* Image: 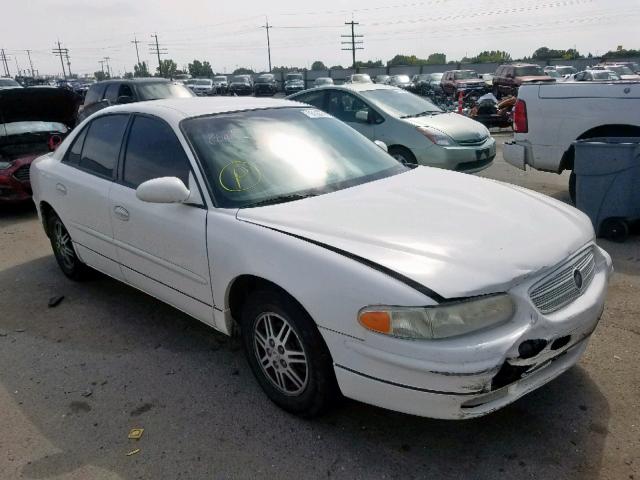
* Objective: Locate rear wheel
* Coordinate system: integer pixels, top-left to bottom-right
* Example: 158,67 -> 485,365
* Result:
389,146 -> 418,167
600,218 -> 629,242
47,213 -> 91,280
241,289 -> 339,417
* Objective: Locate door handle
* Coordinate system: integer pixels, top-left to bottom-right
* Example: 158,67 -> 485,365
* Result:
113,206 -> 130,221
55,183 -> 67,195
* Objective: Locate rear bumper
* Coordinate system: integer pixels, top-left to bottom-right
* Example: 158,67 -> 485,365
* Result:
0,171 -> 31,203
504,140 -> 532,170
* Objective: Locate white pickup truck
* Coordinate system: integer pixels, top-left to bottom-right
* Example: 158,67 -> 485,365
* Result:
503,81 -> 640,200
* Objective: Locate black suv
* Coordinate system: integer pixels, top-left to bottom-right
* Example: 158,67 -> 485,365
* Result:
78,78 -> 193,122
254,73 -> 277,96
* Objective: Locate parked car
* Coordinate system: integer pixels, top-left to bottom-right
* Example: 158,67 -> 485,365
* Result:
592,64 -> 640,80
441,70 -> 486,96
480,73 -> 494,87
229,75 -> 254,96
212,75 -> 229,94
389,75 -> 412,89
428,73 -> 444,92
599,61 -> 640,74
254,73 -> 278,96
503,81 -> 640,202
546,65 -> 577,77
410,74 -> 432,94
0,78 -> 23,90
313,77 -> 334,87
289,84 -> 496,172
347,74 -> 373,84
284,73 -> 305,95
0,87 -> 77,203
573,70 -> 621,81
191,79 -> 215,96
31,96 -> 612,419
374,75 -> 391,84
493,64 -> 555,97
79,78 -> 194,122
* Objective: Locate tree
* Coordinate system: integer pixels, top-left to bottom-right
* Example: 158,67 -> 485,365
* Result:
311,61 -> 327,71
157,59 -> 178,78
123,72 -> 134,79
134,61 -> 150,78
188,59 -> 214,77
532,47 -> 583,60
427,53 -> 446,64
271,66 -> 304,73
387,54 -> 429,66
329,65 -> 344,70
602,47 -> 640,59
94,71 -> 109,81
354,59 -> 384,68
233,67 -> 255,75
462,50 -> 512,63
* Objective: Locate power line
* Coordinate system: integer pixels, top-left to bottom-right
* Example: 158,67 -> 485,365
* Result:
341,20 -> 363,69
261,17 -> 272,72
52,41 -> 68,79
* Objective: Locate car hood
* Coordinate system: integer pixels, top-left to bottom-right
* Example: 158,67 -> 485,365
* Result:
237,167 -> 593,299
0,87 -> 77,127
401,112 -> 489,143
518,76 -> 555,83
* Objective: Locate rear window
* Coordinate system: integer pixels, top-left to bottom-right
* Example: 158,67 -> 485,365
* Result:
84,83 -> 106,105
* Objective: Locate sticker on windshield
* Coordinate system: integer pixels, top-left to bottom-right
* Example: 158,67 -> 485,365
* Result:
219,161 -> 262,192
300,109 -> 331,119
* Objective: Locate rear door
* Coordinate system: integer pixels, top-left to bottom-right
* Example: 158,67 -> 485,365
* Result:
108,114 -> 214,324
54,114 -> 130,279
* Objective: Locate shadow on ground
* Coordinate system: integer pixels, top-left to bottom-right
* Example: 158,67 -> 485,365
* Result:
0,256 -> 611,480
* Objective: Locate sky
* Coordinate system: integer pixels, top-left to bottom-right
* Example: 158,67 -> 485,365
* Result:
2,0 -> 639,77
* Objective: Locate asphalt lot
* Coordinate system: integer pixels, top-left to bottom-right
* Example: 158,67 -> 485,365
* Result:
0,133 -> 638,480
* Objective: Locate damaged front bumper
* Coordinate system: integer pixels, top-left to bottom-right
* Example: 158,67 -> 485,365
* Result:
324,244 -> 612,419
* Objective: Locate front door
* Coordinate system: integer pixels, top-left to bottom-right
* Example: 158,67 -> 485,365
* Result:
326,90 -> 377,139
108,114 -> 214,324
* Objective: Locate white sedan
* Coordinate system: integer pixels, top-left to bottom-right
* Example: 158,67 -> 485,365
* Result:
31,97 -> 612,419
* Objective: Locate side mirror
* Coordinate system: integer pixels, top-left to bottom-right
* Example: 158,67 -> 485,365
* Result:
374,140 -> 388,152
136,177 -> 190,204
117,95 -> 134,104
355,109 -> 370,123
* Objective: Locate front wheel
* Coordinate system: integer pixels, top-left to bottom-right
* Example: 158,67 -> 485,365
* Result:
241,289 -> 338,417
389,146 -> 418,167
47,213 -> 91,280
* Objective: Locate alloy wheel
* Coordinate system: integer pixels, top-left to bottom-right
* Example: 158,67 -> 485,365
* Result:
54,220 -> 75,270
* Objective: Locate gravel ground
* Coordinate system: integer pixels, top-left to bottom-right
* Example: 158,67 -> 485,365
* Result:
0,133 -> 638,480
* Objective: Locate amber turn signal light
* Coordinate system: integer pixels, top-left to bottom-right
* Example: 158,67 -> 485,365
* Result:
359,311 -> 391,334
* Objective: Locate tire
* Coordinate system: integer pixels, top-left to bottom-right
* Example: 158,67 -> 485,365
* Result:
600,218 -> 629,242
569,171 -> 577,205
47,213 -> 91,280
388,146 -> 418,167
241,288 -> 339,417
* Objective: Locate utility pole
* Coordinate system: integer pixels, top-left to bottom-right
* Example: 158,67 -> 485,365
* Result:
25,50 -> 35,77
131,36 -> 141,65
0,49 -> 10,77
99,59 -> 106,77
65,50 -> 72,77
149,34 -> 167,77
341,20 -> 363,70
52,41 -> 68,79
103,57 -> 111,77
261,18 -> 272,72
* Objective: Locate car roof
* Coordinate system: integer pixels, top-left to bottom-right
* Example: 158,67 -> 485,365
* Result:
94,78 -> 170,85
101,97 -> 307,121
307,83 -> 399,93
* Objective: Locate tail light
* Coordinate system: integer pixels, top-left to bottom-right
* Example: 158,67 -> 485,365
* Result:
513,99 -> 528,133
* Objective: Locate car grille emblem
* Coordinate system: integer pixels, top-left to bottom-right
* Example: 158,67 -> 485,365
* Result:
573,269 -> 583,290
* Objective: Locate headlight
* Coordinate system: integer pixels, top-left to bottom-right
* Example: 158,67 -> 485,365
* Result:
0,160 -> 13,170
416,126 -> 455,146
358,294 -> 515,340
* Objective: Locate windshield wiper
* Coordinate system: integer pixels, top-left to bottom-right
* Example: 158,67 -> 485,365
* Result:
400,110 -> 440,118
242,193 -> 317,208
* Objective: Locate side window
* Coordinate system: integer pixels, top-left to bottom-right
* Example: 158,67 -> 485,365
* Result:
104,83 -> 120,104
63,127 -> 88,165
295,90 -> 326,110
84,84 -> 106,105
79,115 -> 129,179
119,84 -> 134,100
122,115 -> 191,188
327,91 -> 371,123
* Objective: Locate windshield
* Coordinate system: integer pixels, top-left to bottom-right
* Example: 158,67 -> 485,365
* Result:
393,75 -> 410,83
286,74 -> 303,81
232,75 -> 250,82
430,73 -> 443,81
1,121 -> 68,137
376,76 -> 389,81
352,74 -> 372,83
608,66 -> 634,76
257,75 -> 274,81
555,67 -> 576,75
547,70 -> 561,78
213,76 -> 227,82
181,107 -> 406,208
136,82 -> 194,100
593,71 -> 620,80
454,70 -> 477,80
0,79 -> 21,87
194,79 -> 212,85
360,88 -> 442,118
515,65 -> 545,76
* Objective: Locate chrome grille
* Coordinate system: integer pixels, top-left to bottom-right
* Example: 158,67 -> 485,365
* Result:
457,137 -> 488,146
529,247 -> 596,314
13,165 -> 30,183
